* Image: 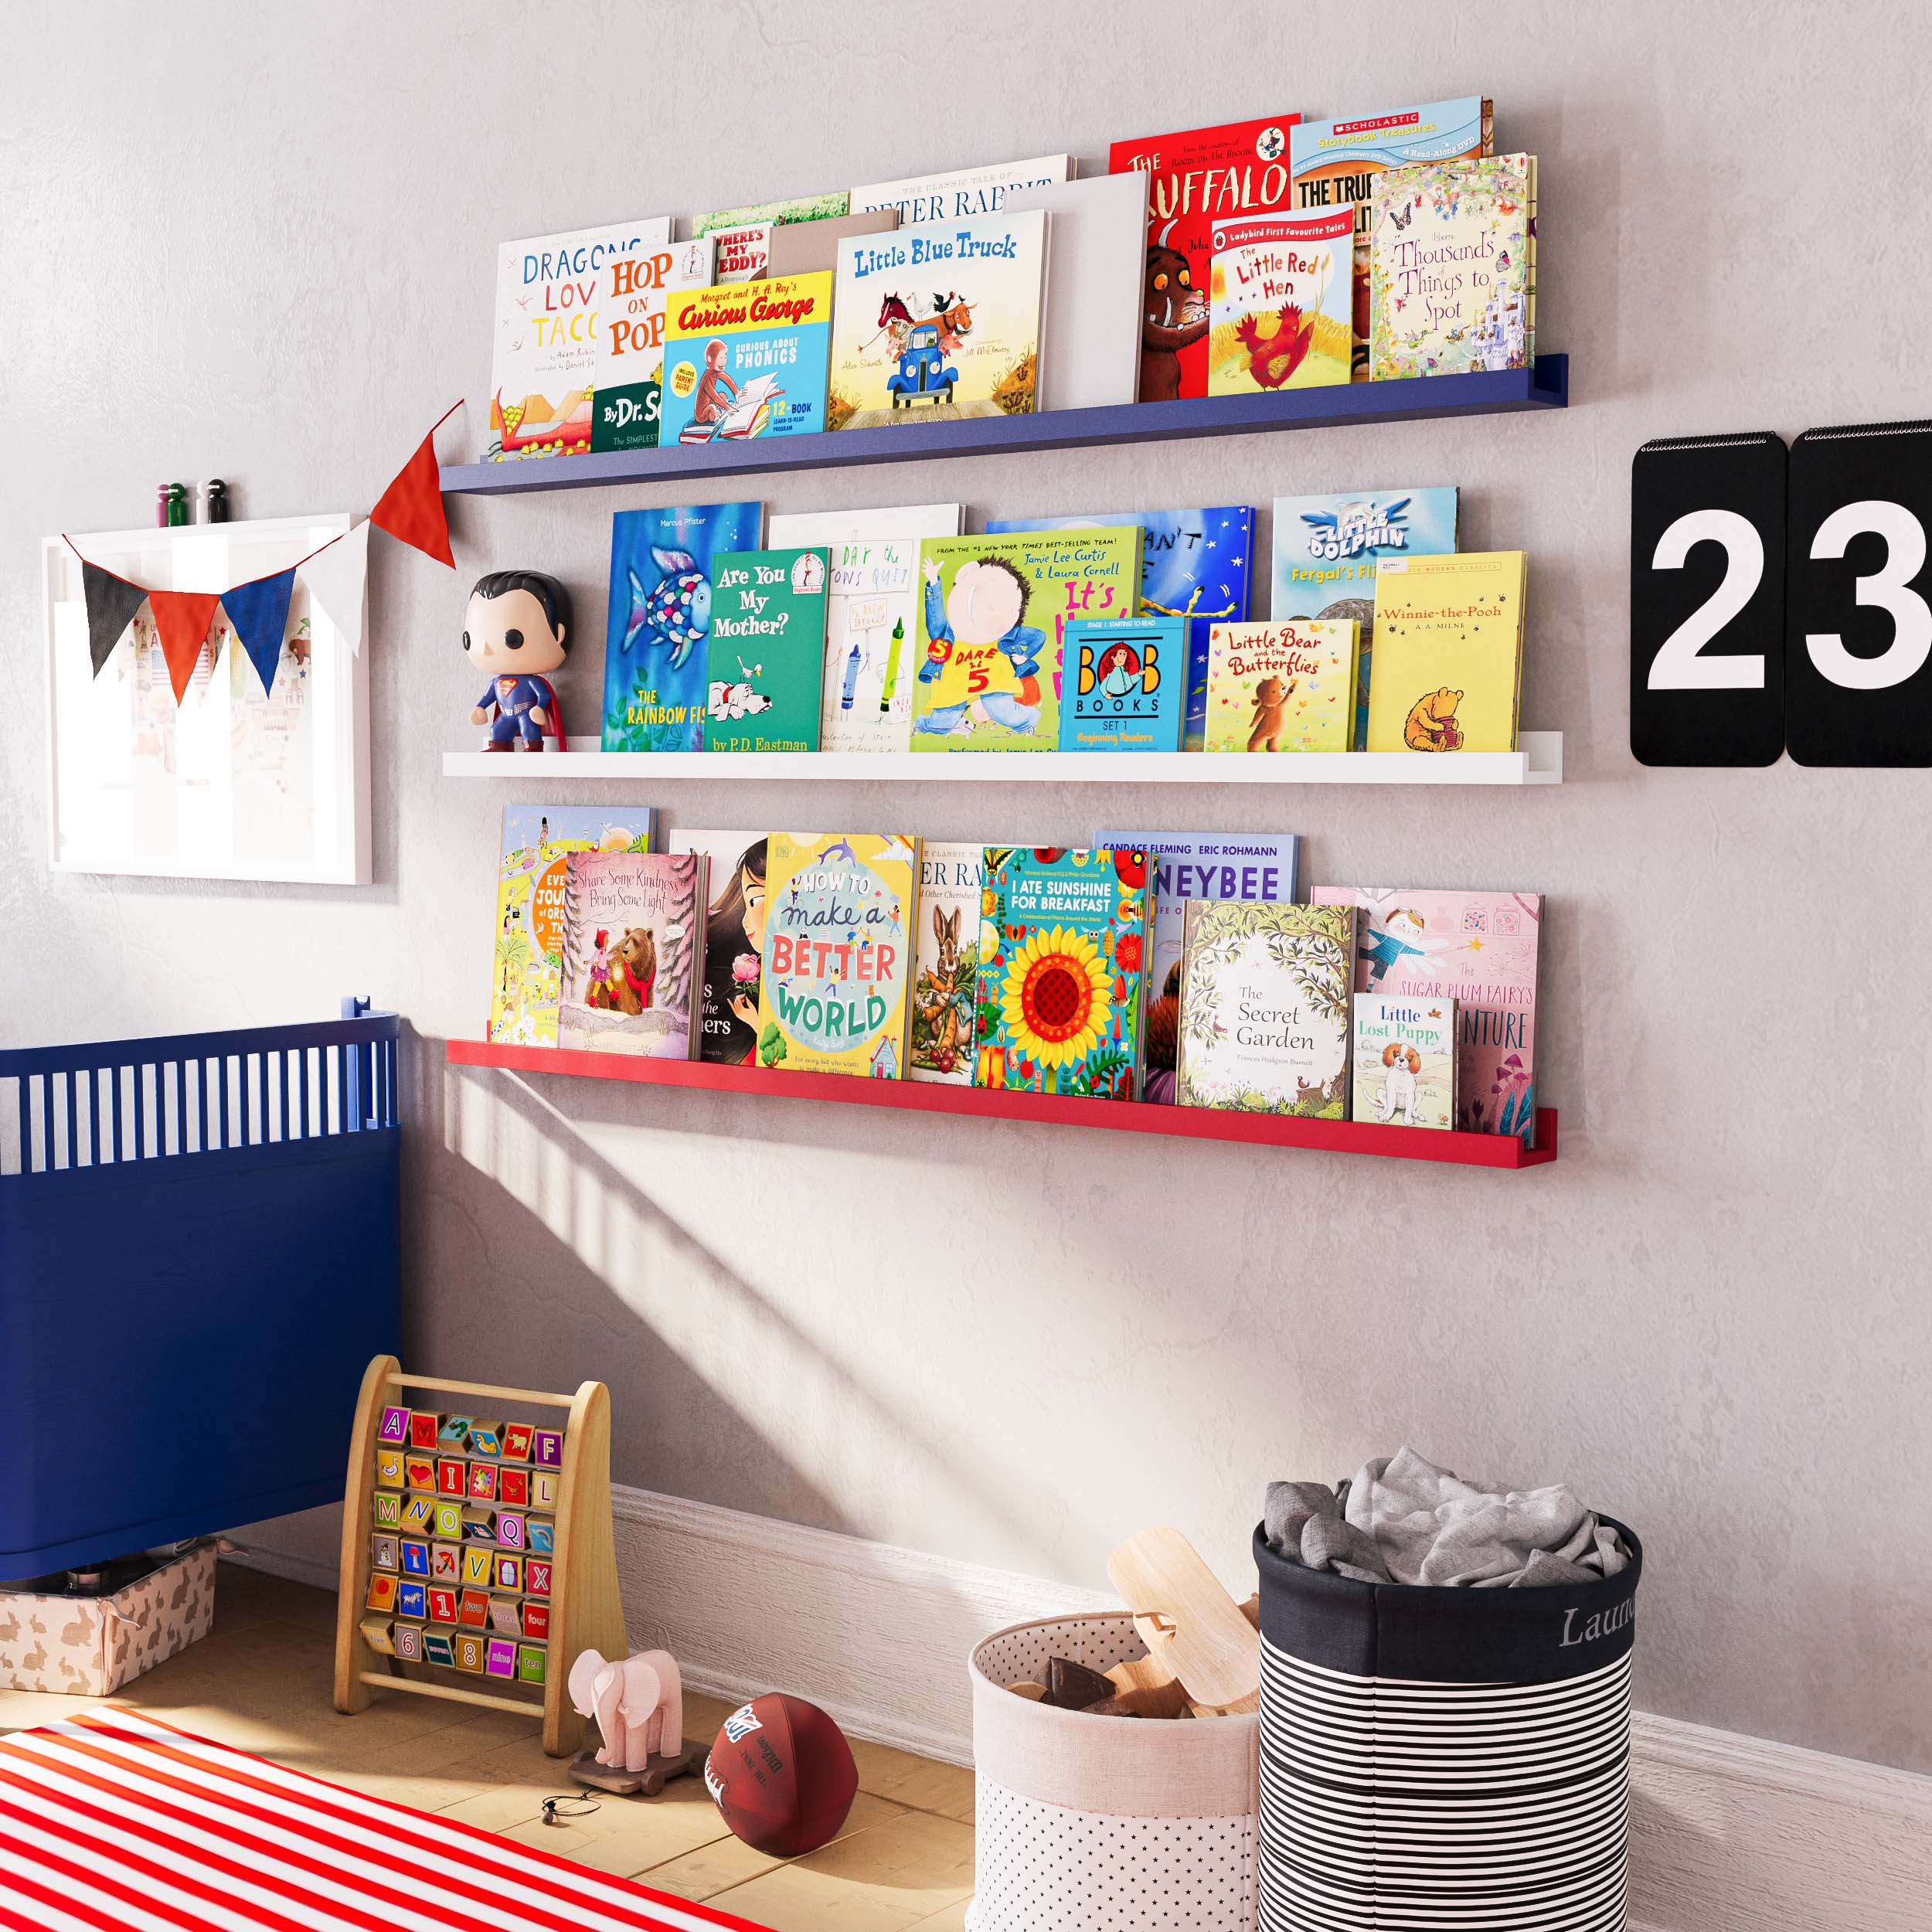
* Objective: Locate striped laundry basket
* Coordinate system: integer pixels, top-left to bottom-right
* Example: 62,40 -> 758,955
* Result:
1253,1521 -> 1641,1932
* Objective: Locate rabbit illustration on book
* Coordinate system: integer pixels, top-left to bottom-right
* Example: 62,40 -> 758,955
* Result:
913,906 -> 968,1069
1375,1041 -> 1423,1124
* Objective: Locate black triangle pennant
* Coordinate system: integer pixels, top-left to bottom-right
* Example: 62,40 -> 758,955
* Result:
80,560 -> 150,676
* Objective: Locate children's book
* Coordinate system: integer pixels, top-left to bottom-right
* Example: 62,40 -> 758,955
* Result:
909,841 -> 982,1085
1271,488 -> 1458,747
704,224 -> 773,284
910,528 -> 1141,753
1094,832 -> 1298,1105
1005,172 -> 1148,411
702,548 -> 830,753
1352,992 -> 1456,1130
1369,154 -> 1533,379
1311,886 -> 1541,1143
696,192 -> 852,233
589,236 -> 717,454
757,832 -> 920,1078
1207,209 -> 1354,395
1289,97 -> 1492,379
851,155 -> 1070,225
1175,901 -> 1353,1117
975,846 -> 1148,1100
658,274 -> 833,444
828,210 -> 1048,429
765,209 -> 900,279
669,830 -> 769,1066
556,850 -> 706,1059
1106,116 -> 1301,402
694,194 -> 851,281
1058,616 -> 1185,752
987,509 -> 1254,750
488,807 -> 657,1046
1366,550 -> 1526,754
601,501 -> 765,752
488,219 -> 672,461
1202,618 -> 1359,752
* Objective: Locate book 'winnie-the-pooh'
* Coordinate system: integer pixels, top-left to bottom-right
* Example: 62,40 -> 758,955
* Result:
1366,550 -> 1525,753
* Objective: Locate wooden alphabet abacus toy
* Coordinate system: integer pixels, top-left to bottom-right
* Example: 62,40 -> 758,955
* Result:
332,1355 -> 624,1754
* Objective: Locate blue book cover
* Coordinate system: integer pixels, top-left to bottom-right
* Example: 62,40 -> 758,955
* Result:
601,501 -> 764,751
1270,488 -> 1458,749
986,508 -> 1253,750
1058,615 -> 1186,753
1092,830 -> 1299,1104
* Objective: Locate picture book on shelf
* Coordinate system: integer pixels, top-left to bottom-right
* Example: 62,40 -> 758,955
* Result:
602,501 -> 765,753
1352,992 -> 1456,1130
1106,115 -> 1301,402
1312,886 -> 1541,1143
1290,97 -> 1493,378
1094,831 -> 1298,1105
1175,900 -> 1354,1117
590,236 -> 717,454
705,223 -> 774,284
488,807 -> 657,1047
852,155 -> 1071,225
910,840 -> 983,1085
1207,208 -> 1354,395
910,528 -> 1141,753
658,274 -> 834,444
1202,617 -> 1358,753
702,547 -> 830,753
694,194 -> 852,281
975,845 -> 1148,1100
828,210 -> 1048,429
556,850 -> 706,1059
488,218 -> 671,461
765,208 -> 901,279
1005,171 -> 1148,411
757,832 -> 920,1078
1057,615 -> 1185,753
1271,488 -> 1458,747
988,509 -> 1254,750
1366,550 -> 1526,754
670,830 -> 768,1066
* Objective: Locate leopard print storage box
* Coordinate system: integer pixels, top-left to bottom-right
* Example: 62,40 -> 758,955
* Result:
0,1543 -> 215,1695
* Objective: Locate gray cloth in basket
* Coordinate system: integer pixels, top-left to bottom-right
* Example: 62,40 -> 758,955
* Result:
1264,1447 -> 1631,1588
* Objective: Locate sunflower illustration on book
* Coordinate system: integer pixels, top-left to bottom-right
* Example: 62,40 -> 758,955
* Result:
1000,927 -> 1111,1069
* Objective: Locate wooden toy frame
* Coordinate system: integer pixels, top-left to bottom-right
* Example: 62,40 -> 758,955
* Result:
332,1355 -> 625,1755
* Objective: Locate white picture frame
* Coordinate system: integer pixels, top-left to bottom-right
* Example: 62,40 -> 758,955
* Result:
43,514 -> 371,885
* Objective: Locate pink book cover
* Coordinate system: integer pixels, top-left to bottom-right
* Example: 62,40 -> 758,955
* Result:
1311,886 -> 1542,1145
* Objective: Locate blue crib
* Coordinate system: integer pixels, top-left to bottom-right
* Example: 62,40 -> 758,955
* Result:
0,1000 -> 401,1577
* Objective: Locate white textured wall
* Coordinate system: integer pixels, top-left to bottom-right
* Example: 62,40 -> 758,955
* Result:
5,1 -> 1930,1774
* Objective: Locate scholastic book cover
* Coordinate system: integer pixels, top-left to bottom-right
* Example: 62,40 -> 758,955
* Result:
658,274 -> 834,444
1175,900 -> 1353,1118
1202,618 -> 1359,753
1366,550 -> 1526,754
703,548 -> 830,753
670,830 -> 768,1066
1271,488 -> 1458,747
1094,831 -> 1298,1104
488,807 -> 657,1046
1289,97 -> 1492,378
556,850 -> 706,1059
488,219 -> 671,461
1207,209 -> 1355,394
602,501 -> 765,752
1106,115 -> 1301,402
851,155 -> 1070,225
757,832 -> 920,1078
1057,616 -> 1186,753
910,840 -> 982,1085
590,235 -> 717,454
1352,991 -> 1456,1130
987,508 -> 1254,750
910,528 -> 1141,753
975,846 -> 1148,1100
828,210 -> 1048,428
1312,886 -> 1541,1143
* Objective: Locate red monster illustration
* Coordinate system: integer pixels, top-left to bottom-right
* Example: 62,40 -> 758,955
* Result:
1137,223 -> 1209,403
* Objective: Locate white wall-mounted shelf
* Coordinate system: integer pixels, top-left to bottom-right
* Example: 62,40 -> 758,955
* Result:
440,733 -> 1563,787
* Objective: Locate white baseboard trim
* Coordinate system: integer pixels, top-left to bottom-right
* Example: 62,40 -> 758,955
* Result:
230,1485 -> 1932,1932
223,1542 -> 338,1593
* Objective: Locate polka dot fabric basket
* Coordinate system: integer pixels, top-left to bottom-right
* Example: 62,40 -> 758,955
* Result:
966,1612 -> 1259,1932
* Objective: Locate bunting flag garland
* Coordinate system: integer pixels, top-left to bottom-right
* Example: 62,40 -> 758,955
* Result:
300,521 -> 372,657
147,589 -> 223,703
369,400 -> 461,568
80,560 -> 151,676
220,568 -> 298,694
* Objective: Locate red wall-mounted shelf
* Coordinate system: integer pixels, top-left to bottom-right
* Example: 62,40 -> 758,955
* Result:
446,1039 -> 1558,1172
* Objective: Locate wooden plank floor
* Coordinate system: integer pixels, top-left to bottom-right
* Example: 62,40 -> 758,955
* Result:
0,1563 -> 975,1930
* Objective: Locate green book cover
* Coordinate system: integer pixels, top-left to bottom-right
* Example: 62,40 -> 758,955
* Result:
702,549 -> 830,753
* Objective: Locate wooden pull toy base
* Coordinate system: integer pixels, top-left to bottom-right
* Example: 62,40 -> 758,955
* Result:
569,1742 -> 706,1798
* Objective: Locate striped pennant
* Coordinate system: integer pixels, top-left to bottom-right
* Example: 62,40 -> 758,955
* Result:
0,1710 -> 770,1932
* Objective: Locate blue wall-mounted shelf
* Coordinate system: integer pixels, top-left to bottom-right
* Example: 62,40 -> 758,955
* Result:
440,356 -> 1568,497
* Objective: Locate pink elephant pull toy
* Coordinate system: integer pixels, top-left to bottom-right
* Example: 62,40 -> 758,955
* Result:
566,1647 -> 706,1797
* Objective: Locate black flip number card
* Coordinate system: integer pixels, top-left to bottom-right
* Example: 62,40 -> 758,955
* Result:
1630,432 -> 1787,766
1787,420 -> 1932,767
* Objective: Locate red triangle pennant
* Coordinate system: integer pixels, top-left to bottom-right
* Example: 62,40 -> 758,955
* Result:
147,589 -> 221,703
369,408 -> 457,568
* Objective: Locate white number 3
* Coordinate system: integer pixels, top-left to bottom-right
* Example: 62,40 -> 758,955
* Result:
1806,499 -> 1932,691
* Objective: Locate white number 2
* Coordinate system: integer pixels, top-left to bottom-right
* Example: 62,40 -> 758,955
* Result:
1648,509 -> 1765,690
1806,499 -> 1932,691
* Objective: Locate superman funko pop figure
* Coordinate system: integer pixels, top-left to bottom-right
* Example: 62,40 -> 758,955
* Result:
465,570 -> 572,751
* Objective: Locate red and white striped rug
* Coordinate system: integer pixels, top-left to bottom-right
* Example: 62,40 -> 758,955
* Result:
0,1709 -> 773,1931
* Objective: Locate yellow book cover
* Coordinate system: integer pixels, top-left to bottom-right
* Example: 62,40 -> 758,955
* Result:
757,832 -> 921,1077
1202,617 -> 1358,751
1366,551 -> 1526,753
1206,209 -> 1355,395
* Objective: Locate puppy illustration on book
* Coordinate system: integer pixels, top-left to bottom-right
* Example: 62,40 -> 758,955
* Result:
1248,675 -> 1296,751
587,927 -> 658,1013
1375,1041 -> 1423,1124
1403,686 -> 1464,751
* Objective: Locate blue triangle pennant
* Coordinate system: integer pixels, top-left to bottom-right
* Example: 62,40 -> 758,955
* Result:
222,568 -> 297,695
